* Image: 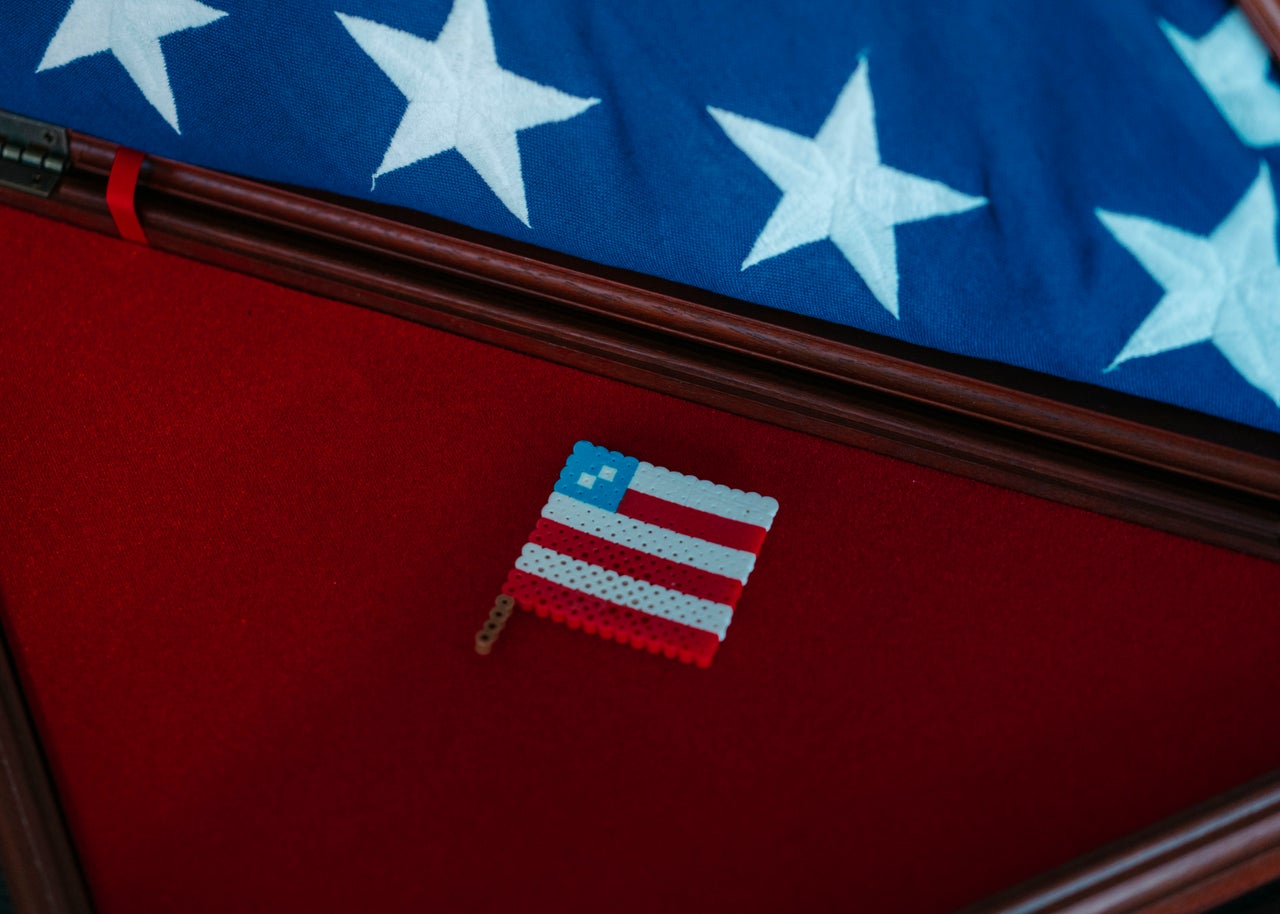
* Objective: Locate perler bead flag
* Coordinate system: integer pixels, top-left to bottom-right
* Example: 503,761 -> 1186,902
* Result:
503,442 -> 778,667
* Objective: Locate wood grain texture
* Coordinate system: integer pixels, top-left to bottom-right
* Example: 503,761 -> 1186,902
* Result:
1209,881 -> 1280,914
959,772 -> 1280,914
1241,0 -> 1280,59
7,132 -> 1273,562
0,613 -> 92,914
1,122 -> 1280,913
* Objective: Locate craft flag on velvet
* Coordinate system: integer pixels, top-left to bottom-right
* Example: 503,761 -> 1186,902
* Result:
6,0 -> 1280,433
503,442 -> 778,667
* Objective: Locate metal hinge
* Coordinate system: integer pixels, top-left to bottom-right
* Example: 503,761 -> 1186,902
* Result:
0,112 -> 68,198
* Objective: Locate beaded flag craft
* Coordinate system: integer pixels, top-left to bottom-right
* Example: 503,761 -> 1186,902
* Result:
499,441 -> 778,667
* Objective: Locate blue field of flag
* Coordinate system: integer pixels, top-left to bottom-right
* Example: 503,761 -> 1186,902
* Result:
3,0 -> 1278,432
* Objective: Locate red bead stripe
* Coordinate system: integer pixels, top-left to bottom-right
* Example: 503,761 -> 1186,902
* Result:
616,489 -> 767,553
503,570 -> 720,667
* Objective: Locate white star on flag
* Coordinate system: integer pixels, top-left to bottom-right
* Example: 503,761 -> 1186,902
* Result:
336,0 -> 600,228
709,58 -> 987,318
37,0 -> 227,134
1098,165 -> 1280,406
1162,9 -> 1280,148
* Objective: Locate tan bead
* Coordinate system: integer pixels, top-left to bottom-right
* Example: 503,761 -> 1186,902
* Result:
475,594 -> 516,655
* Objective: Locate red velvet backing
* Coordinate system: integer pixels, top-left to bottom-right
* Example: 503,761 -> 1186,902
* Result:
2,207 -> 1279,913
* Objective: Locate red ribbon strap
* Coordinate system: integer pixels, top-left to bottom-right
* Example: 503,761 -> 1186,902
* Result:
106,147 -> 149,245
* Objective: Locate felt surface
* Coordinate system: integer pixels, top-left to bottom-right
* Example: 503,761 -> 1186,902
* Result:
1,206 -> 1279,914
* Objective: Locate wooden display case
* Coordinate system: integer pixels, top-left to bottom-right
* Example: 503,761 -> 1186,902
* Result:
2,2 -> 1280,910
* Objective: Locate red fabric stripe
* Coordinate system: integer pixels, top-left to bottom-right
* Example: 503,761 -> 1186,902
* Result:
503,569 -> 721,668
529,519 -> 743,606
106,147 -> 149,246
617,488 -> 767,553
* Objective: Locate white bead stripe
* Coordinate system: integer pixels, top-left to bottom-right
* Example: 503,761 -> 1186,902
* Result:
515,544 -> 734,639
542,493 -> 757,584
630,463 -> 779,530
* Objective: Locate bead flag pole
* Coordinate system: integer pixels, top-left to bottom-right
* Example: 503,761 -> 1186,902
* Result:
474,594 -> 515,655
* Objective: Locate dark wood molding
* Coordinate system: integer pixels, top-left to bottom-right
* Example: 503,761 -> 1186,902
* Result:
5,7 -> 1280,903
3,131 -> 1274,562
960,772 -> 1280,914
0,608 -> 92,914
2,126 -> 1280,912
1241,0 -> 1280,60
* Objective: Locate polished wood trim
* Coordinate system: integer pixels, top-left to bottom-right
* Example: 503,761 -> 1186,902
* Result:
6,132 -> 1271,561
961,772 -> 1280,914
65,136 -> 1280,499
0,611 -> 92,914
1,127 -> 1280,914
1210,881 -> 1280,914
1241,0 -> 1280,60
5,8 -> 1280,902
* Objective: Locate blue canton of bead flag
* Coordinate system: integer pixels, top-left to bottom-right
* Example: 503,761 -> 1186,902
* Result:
3,0 -> 1279,431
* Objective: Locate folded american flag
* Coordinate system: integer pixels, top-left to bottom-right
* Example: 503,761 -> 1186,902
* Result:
503,442 -> 778,667
4,0 -> 1279,432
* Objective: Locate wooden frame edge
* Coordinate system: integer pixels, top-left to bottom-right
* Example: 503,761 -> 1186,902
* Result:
67,137 -> 1280,498
2,127 -> 1280,914
0,614 -> 92,914
960,772 -> 1280,914
1241,0 -> 1280,59
6,132 -> 1271,561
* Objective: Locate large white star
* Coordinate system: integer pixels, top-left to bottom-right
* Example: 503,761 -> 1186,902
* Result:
1162,9 -> 1280,148
37,0 -> 228,134
708,59 -> 986,317
336,0 -> 599,227
1098,165 -> 1280,406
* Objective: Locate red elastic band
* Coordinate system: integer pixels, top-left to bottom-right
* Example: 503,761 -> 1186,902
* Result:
106,147 -> 149,245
